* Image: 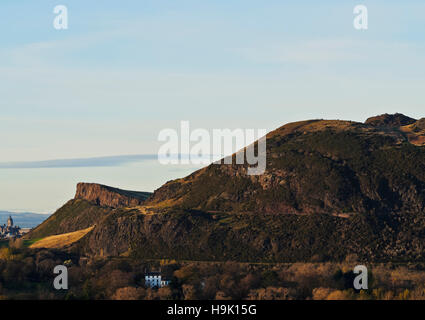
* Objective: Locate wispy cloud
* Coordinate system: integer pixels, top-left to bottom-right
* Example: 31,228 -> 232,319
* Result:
0,154 -> 157,169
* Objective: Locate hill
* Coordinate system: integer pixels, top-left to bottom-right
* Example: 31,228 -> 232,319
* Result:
27,199 -> 112,239
27,114 -> 425,262
146,116 -> 425,215
27,183 -> 152,239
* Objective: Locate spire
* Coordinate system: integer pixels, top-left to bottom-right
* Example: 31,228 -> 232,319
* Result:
7,215 -> 13,227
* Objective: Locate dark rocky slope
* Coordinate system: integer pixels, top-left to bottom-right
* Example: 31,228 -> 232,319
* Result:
76,208 -> 425,262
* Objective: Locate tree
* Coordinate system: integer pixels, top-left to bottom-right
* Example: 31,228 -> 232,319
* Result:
112,287 -> 143,300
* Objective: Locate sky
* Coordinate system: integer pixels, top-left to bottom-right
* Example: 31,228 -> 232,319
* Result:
0,0 -> 425,213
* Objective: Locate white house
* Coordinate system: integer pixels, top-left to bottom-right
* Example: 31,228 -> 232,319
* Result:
145,272 -> 170,288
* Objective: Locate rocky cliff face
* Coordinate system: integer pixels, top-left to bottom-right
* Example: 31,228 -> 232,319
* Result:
75,183 -> 152,208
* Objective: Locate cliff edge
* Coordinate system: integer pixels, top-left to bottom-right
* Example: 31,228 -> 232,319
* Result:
75,183 -> 152,208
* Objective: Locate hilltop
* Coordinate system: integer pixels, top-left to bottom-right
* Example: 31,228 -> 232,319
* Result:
146,114 -> 425,215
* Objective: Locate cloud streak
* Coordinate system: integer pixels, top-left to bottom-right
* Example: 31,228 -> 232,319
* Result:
0,154 -> 157,169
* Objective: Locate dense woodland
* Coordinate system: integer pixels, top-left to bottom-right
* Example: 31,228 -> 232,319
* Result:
0,242 -> 424,300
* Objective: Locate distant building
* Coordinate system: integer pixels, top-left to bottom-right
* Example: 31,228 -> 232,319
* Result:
7,216 -> 13,228
145,271 -> 170,288
0,215 -> 23,239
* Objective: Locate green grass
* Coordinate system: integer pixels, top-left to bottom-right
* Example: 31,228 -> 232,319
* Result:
23,238 -> 43,247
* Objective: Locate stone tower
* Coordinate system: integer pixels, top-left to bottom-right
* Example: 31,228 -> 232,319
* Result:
7,215 -> 13,228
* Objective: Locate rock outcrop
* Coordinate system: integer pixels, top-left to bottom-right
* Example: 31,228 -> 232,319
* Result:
365,113 -> 417,127
75,183 -> 152,208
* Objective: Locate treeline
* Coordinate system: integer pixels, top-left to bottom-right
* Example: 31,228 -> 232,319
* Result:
0,247 -> 425,300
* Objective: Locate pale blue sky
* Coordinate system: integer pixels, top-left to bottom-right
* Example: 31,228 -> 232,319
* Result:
1,1 -> 425,212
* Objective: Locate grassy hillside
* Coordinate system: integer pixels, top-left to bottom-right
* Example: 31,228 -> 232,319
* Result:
30,227 -> 94,249
27,199 -> 112,239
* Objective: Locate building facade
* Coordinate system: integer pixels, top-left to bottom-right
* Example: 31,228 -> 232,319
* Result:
0,216 -> 22,239
144,272 -> 170,288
